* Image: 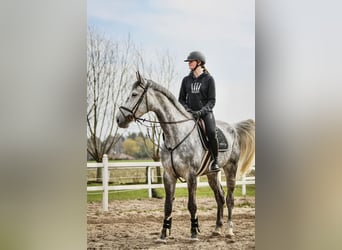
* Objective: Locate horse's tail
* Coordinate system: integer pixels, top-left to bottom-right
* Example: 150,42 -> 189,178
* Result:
234,119 -> 255,178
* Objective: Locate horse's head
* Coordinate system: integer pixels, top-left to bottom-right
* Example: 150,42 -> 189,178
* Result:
116,72 -> 151,128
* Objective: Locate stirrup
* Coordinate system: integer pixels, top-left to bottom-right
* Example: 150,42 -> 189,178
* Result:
209,161 -> 220,172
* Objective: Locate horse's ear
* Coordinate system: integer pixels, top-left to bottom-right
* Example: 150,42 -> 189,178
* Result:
136,71 -> 141,82
136,71 -> 146,86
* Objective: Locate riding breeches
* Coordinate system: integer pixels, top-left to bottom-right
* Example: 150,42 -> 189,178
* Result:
202,112 -> 218,158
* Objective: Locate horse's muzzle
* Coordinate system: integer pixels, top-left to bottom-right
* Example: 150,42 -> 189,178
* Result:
116,114 -> 133,128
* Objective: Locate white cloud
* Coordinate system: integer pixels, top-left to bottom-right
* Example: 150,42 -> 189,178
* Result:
88,0 -> 255,122
88,0 -> 254,48
215,82 -> 255,123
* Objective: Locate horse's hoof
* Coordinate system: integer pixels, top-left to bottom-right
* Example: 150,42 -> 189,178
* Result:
226,235 -> 235,243
155,238 -> 167,244
226,232 -> 235,240
212,229 -> 222,236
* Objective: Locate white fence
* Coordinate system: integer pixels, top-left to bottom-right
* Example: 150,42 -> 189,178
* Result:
87,154 -> 255,211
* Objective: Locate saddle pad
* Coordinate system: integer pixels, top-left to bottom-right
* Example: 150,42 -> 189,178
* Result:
197,123 -> 229,152
216,127 -> 229,151
196,150 -> 212,176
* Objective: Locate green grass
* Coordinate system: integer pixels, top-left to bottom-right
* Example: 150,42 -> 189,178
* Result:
88,189 -> 151,202
87,160 -> 158,185
87,185 -> 255,202
87,160 -> 255,202
88,165 -> 232,185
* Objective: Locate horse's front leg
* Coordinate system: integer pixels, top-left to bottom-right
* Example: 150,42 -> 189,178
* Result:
187,174 -> 200,240
157,171 -> 176,243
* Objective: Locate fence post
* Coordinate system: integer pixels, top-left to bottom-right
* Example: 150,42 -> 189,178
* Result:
102,154 -> 109,212
242,175 -> 246,196
147,166 -> 152,198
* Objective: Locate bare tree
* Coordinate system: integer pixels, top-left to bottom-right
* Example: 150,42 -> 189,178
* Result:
87,26 -> 178,186
135,49 -> 178,187
87,27 -> 134,181
135,49 -> 178,160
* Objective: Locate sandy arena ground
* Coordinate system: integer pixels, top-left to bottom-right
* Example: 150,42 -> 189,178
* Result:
88,197 -> 255,249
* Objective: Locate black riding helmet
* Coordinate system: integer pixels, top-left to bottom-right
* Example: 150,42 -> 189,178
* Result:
184,51 -> 206,64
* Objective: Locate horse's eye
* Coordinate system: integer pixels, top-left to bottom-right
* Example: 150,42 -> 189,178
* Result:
132,92 -> 137,97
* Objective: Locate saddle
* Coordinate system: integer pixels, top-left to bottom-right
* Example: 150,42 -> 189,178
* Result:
197,119 -> 229,152
195,119 -> 229,176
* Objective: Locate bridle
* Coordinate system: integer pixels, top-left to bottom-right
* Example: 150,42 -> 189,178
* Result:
118,78 -> 199,181
119,79 -> 193,124
118,80 -> 151,122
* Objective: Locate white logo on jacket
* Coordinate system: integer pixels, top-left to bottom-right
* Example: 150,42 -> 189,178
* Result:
191,82 -> 201,93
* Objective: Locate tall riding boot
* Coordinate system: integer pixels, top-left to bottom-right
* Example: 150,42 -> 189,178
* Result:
209,136 -> 220,172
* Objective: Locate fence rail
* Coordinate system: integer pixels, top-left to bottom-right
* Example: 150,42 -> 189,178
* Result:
87,154 -> 255,211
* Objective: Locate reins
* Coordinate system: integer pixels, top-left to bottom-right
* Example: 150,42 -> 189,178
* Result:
136,116 -> 193,124
119,78 -> 199,182
119,80 -> 193,125
138,117 -> 199,183
136,113 -> 199,183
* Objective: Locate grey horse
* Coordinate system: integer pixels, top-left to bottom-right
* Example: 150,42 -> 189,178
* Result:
116,72 -> 255,242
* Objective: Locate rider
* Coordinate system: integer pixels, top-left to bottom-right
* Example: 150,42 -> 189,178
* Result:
178,51 -> 220,172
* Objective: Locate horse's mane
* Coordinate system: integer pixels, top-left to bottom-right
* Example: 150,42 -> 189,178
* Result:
150,80 -> 190,117
134,80 -> 189,117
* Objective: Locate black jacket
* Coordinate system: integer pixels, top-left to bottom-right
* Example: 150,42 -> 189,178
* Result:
178,71 -> 216,116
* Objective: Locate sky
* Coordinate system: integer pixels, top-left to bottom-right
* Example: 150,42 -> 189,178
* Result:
87,0 -> 255,125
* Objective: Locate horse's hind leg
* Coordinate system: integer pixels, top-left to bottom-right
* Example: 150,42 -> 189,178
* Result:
224,161 -> 238,237
158,171 -> 176,242
187,174 -> 200,240
207,172 -> 225,236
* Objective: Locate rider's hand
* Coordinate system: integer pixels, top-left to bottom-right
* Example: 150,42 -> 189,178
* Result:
191,110 -> 201,120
